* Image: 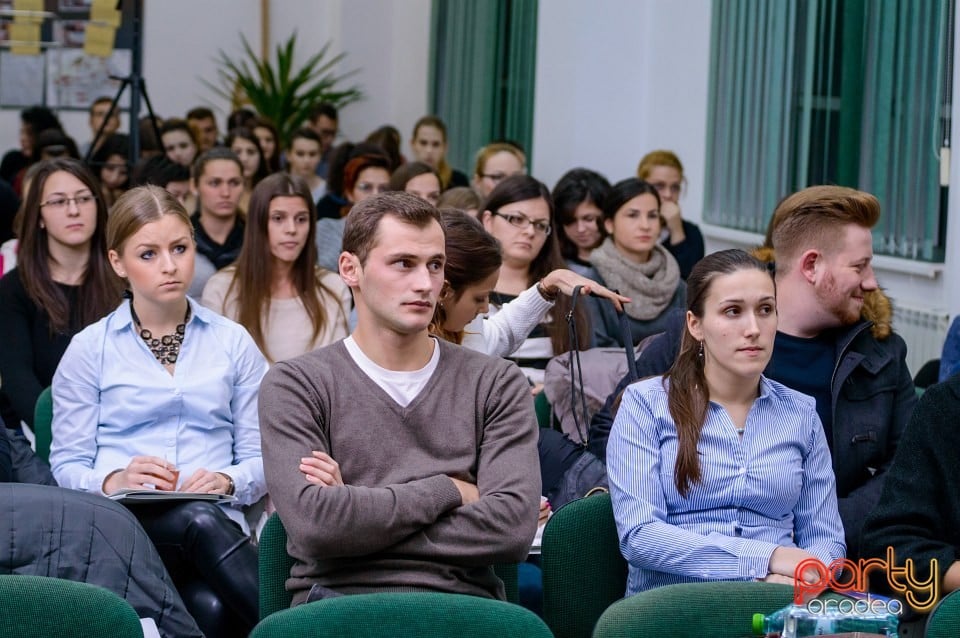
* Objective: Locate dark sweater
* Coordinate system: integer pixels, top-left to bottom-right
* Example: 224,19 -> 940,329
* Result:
861,373 -> 960,588
259,338 -> 541,603
0,268 -> 80,428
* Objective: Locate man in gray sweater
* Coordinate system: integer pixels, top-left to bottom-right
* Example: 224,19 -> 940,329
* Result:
259,192 -> 541,605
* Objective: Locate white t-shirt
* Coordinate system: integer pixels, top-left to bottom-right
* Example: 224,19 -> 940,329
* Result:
342,336 -> 440,407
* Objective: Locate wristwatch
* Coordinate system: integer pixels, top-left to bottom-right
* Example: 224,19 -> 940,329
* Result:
217,472 -> 236,496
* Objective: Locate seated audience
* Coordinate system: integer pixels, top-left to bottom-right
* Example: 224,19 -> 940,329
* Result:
286,127 -> 327,204
187,148 -> 246,297
591,185 -> 916,559
260,192 -> 540,605
587,177 -> 686,347
307,102 -> 339,179
340,153 -> 392,215
609,249 -> 845,595
227,127 -> 269,212
862,370 -> 960,609
203,173 -> 350,363
365,125 -> 404,171
186,106 -> 220,153
0,159 -> 122,430
50,185 -> 267,637
410,115 -> 469,190
389,161 -> 441,206
89,133 -> 130,208
552,168 -> 611,276
82,96 -> 121,158
480,175 -> 593,389
939,316 -> 960,382
131,154 -> 191,207
637,150 -> 705,280
160,118 -> 199,168
250,117 -> 281,174
473,142 -> 526,198
437,186 -> 481,216
1,106 -> 63,194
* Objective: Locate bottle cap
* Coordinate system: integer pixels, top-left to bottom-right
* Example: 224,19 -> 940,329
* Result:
751,613 -> 765,635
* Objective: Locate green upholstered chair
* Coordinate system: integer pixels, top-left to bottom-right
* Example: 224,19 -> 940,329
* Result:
258,512 -> 520,620
0,574 -> 144,638
592,581 -> 794,638
925,589 -> 960,637
541,492 -> 628,638
32,386 -> 54,462
251,591 -> 553,638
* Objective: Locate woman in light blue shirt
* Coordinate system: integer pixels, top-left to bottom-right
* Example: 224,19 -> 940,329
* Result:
607,249 -> 845,596
50,185 -> 268,638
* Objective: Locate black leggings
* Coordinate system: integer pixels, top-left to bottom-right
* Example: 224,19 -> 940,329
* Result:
129,500 -> 259,637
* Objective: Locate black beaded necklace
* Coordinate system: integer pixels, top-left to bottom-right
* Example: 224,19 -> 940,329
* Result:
129,300 -> 190,365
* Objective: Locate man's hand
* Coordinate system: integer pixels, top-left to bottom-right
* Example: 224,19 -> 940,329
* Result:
449,477 -> 479,505
300,451 -> 345,487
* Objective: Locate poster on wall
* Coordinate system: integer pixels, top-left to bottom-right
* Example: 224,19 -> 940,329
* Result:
46,47 -> 129,108
0,0 -> 133,110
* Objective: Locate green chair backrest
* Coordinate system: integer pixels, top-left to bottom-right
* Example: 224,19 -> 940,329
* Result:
251,591 -> 552,638
592,581 -> 794,638
541,492 -> 628,638
33,386 -> 54,462
0,574 -> 144,638
926,589 -> 960,638
258,512 -> 520,620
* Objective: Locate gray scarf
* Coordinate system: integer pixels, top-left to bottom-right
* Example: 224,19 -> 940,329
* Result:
589,238 -> 680,321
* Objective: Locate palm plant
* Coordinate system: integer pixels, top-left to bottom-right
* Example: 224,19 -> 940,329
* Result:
207,33 -> 362,147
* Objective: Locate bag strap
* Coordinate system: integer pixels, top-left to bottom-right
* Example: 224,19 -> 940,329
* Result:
566,286 -> 639,445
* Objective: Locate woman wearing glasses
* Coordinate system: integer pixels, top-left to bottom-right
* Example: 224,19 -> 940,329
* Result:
637,150 -> 704,280
473,142 -> 525,198
587,178 -> 687,348
0,158 -> 122,430
480,175 -> 594,391
340,153 -> 391,215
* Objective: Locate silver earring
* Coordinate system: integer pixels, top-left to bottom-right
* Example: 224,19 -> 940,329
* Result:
698,341 -> 704,359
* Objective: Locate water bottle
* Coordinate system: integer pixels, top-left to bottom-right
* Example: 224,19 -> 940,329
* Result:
752,600 -> 899,637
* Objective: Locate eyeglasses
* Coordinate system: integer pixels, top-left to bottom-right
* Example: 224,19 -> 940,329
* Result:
40,194 -> 97,211
492,211 -> 552,235
650,181 -> 682,197
355,182 -> 389,195
481,172 -> 512,184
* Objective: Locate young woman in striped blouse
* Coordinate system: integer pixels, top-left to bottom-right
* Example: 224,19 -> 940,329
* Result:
607,249 -> 845,596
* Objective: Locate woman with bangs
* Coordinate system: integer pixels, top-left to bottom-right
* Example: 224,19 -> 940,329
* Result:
552,168 -> 611,276
202,173 -> 350,363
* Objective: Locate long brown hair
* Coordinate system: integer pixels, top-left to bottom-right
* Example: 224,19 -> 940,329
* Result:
19,158 -> 123,333
431,208 -> 502,344
482,175 -> 590,353
664,249 -> 774,497
225,173 -> 346,362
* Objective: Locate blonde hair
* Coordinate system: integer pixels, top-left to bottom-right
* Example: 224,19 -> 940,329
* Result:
636,149 -> 684,180
107,185 -> 193,255
473,143 -> 525,180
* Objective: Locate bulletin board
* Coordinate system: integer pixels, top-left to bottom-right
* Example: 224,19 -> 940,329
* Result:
0,0 -> 134,109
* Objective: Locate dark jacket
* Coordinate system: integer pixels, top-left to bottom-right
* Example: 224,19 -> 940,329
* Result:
589,290 -> 916,559
861,372 -> 960,600
0,428 -> 202,638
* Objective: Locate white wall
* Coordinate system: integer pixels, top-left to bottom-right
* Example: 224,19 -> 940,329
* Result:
532,0 -> 712,216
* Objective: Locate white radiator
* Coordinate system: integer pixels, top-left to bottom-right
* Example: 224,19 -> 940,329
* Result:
890,303 -> 952,375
